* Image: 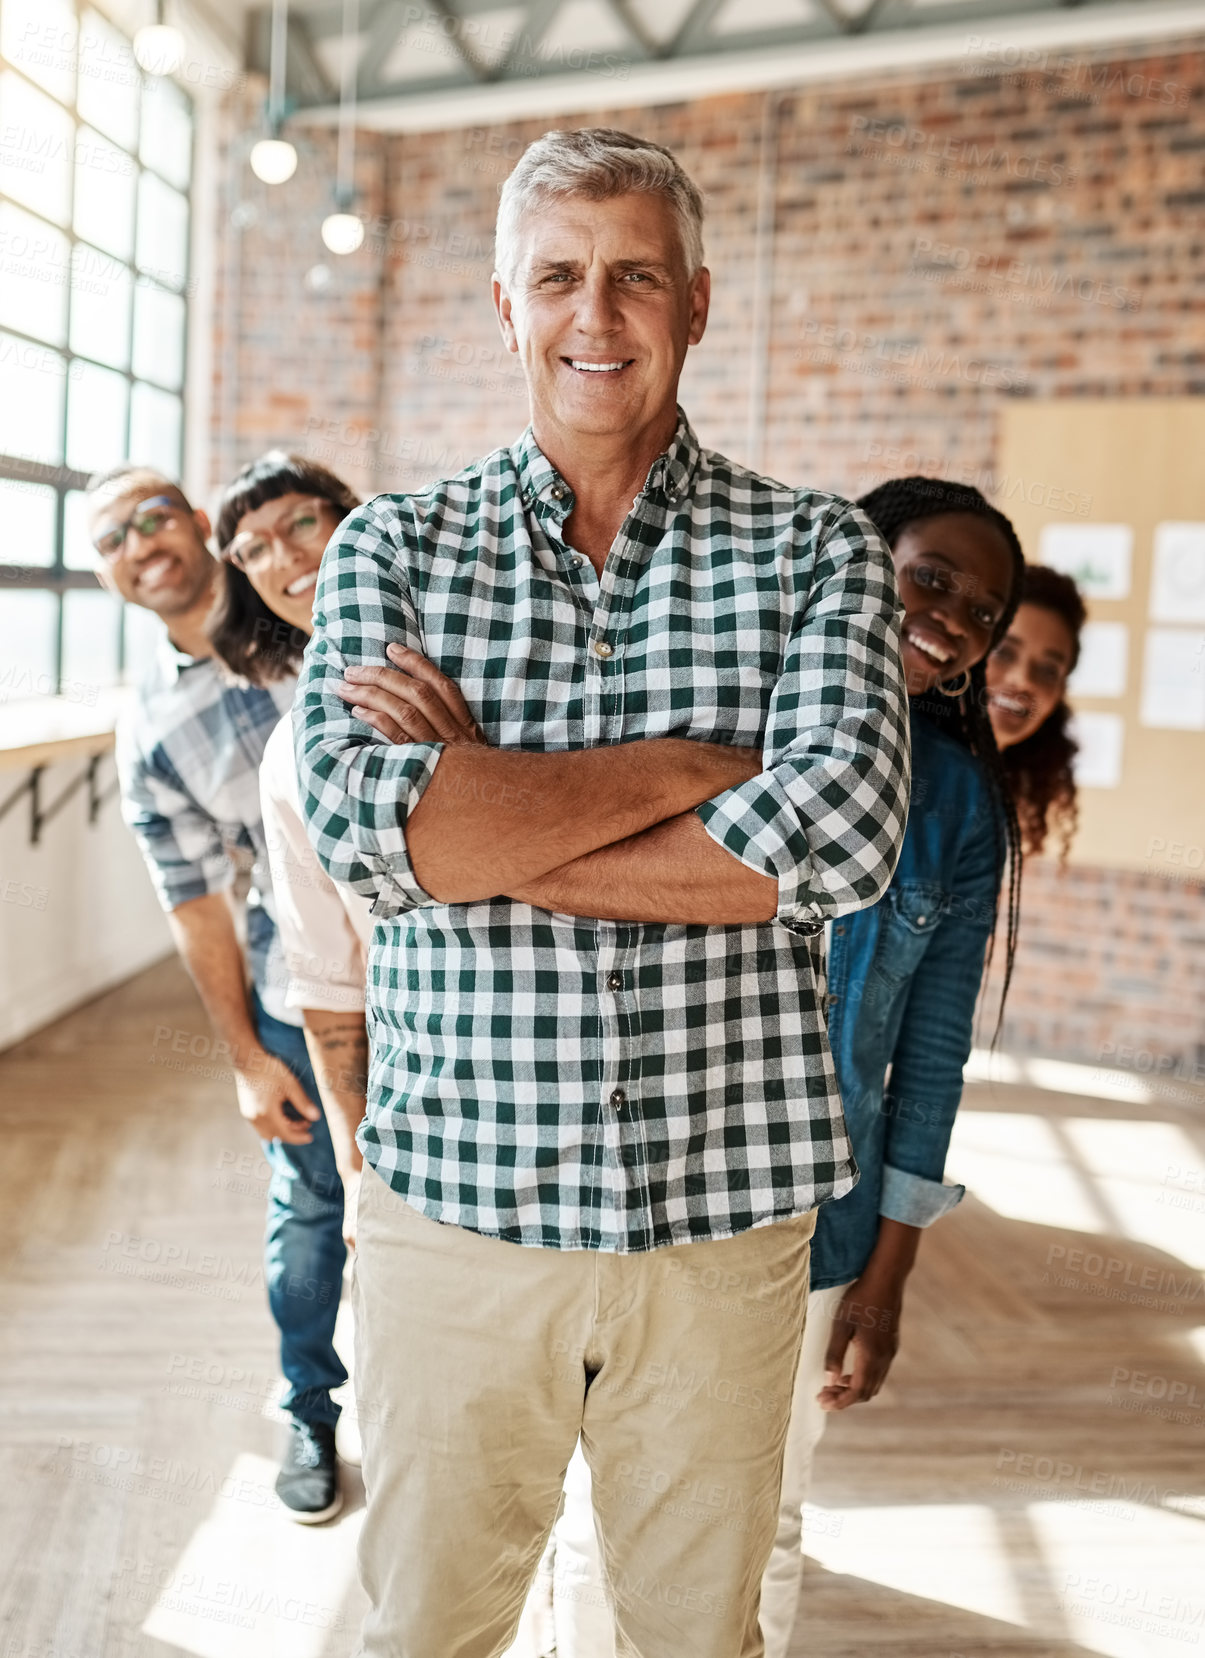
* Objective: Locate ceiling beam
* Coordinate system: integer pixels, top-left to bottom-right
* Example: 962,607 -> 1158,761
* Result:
252,0 -> 1205,117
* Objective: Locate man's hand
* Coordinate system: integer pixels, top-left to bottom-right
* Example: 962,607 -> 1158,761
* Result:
235,1047 -> 322,1145
818,1274 -> 904,1411
336,643 -> 485,745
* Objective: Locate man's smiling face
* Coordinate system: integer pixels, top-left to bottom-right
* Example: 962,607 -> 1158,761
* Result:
89,474 -> 216,618
493,190 -> 709,452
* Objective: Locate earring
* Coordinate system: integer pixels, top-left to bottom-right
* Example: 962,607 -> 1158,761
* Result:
937,669 -> 971,698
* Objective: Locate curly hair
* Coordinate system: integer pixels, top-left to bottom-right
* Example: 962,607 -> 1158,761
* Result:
209,451 -> 359,686
856,475 -> 1026,1022
997,564 -> 1085,864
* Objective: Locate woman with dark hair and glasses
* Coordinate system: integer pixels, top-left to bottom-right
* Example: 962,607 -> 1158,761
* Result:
211,450 -> 368,1525
212,451 -> 360,683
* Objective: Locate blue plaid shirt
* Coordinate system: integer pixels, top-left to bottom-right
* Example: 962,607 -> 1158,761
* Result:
116,636 -> 299,1025
297,414 -> 911,1250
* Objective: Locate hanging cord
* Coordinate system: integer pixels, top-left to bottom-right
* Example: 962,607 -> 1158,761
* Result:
268,0 -> 288,128
336,0 -> 359,203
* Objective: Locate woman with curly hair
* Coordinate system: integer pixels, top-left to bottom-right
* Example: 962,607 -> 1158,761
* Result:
985,563 -> 1086,861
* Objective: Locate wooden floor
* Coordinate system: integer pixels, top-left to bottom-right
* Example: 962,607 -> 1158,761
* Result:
1,957 -> 1202,1658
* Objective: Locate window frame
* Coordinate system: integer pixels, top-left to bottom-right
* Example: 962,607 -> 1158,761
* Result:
0,4 -> 193,692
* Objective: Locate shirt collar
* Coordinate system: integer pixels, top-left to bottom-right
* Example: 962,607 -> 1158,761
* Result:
155,632 -> 210,686
511,407 -> 702,520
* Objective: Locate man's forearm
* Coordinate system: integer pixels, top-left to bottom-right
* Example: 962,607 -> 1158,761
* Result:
508,812 -> 778,924
167,892 -> 261,1061
407,739 -> 761,904
301,1010 -> 368,1178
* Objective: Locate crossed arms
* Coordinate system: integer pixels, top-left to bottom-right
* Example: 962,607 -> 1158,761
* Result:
333,650 -> 777,923
294,498 -> 910,931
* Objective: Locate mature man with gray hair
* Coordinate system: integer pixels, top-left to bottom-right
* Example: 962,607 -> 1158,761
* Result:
296,127 -> 910,1656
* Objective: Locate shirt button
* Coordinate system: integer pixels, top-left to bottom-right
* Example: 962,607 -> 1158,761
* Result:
551,484 -> 565,500
916,915 -> 927,926
571,554 -> 584,568
610,1088 -> 627,1109
606,971 -> 623,991
593,639 -> 614,659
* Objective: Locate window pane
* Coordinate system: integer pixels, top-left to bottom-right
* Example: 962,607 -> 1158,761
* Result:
123,600 -> 164,683
0,478 -> 57,567
70,241 -> 133,369
0,202 -> 70,347
77,10 -> 140,153
136,173 -> 189,291
141,76 -> 192,191
62,588 -> 121,695
0,0 -> 77,106
62,487 -> 94,571
132,281 -> 185,389
0,590 -> 58,699
129,382 -> 182,477
0,330 -> 66,465
66,358 -> 129,474
0,71 -> 74,225
74,127 -> 138,260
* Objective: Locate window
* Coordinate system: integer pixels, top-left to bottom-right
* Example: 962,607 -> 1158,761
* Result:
0,2 -> 191,700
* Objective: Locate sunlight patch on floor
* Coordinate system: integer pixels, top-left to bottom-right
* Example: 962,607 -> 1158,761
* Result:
805,1499 -> 1205,1658
947,1113 -> 1205,1271
141,1452 -> 361,1658
1027,1498 -> 1205,1657
803,1503 -> 1027,1627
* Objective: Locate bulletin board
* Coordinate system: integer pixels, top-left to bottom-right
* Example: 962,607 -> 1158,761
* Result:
997,399 -> 1205,873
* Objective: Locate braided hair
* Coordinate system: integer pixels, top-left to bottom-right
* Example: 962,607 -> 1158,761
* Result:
997,565 -> 1085,863
856,476 -> 1025,1024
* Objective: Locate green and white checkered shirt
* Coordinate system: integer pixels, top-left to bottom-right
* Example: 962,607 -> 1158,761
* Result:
296,412 -> 910,1251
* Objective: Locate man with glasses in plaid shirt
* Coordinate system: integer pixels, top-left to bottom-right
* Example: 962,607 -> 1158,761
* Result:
297,128 -> 910,1657
87,467 -> 349,1523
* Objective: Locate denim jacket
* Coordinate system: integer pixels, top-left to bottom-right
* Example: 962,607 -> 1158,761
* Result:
809,708 -> 1004,1291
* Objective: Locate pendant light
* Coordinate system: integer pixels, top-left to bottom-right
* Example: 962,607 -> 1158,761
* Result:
321,0 -> 364,255
133,0 -> 186,75
250,0 -> 298,184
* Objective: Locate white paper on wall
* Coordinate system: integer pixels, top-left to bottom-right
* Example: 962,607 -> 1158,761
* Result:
1150,523 -> 1205,623
1068,621 -> 1128,698
1139,628 -> 1205,730
1069,711 -> 1124,789
1039,523 -> 1132,600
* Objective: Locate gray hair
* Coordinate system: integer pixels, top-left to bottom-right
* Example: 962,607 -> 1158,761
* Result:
495,127 -> 705,284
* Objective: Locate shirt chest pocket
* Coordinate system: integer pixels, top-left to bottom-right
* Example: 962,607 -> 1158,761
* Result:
873,884 -> 947,983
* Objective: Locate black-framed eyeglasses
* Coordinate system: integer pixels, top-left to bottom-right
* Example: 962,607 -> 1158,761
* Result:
93,495 -> 181,562
224,497 -> 334,573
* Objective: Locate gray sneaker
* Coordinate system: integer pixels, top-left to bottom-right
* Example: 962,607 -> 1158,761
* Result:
276,1421 -> 343,1523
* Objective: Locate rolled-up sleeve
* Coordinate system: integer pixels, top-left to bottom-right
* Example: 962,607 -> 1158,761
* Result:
696,501 -> 910,933
294,499 -> 443,921
116,715 -> 233,911
879,771 -> 1003,1227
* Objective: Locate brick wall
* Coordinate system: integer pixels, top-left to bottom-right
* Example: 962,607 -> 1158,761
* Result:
207,36 -> 1205,1075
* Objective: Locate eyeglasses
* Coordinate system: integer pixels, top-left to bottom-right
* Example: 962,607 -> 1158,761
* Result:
92,495 -> 180,562
225,498 -> 333,573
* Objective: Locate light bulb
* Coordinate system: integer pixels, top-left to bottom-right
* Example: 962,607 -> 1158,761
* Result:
321,212 -> 364,256
133,23 -> 186,75
250,138 -> 298,184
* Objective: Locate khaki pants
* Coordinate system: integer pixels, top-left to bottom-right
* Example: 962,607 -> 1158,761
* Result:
353,1165 -> 816,1658
546,1284 -> 851,1658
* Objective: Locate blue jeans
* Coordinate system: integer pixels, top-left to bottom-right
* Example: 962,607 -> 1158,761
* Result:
254,994 -> 348,1429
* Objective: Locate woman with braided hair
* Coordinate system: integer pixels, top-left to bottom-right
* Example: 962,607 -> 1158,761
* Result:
986,563 -> 1086,861
759,477 -> 1026,1658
